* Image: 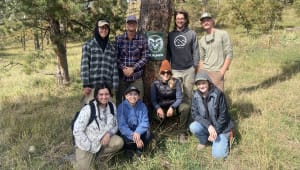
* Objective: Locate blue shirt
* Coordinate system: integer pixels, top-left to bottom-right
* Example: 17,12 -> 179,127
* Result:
114,32 -> 149,82
117,99 -> 149,140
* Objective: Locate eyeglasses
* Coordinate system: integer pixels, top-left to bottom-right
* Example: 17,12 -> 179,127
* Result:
160,71 -> 171,75
205,32 -> 215,44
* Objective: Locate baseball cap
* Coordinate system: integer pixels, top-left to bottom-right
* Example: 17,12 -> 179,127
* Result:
124,86 -> 140,95
200,12 -> 213,21
98,20 -> 110,27
126,15 -> 137,23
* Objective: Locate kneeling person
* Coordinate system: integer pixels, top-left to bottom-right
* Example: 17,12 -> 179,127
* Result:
117,86 -> 151,158
73,84 -> 124,170
189,72 -> 234,159
151,60 -> 190,142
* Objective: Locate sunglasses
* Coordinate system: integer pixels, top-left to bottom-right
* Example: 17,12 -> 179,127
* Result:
205,32 -> 215,44
160,71 -> 172,75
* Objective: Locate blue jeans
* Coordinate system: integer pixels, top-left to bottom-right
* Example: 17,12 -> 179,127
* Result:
189,121 -> 229,159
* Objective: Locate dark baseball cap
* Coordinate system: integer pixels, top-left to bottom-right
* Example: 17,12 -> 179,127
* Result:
124,86 -> 140,95
126,15 -> 137,23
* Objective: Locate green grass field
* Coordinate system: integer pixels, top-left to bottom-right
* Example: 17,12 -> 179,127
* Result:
0,7 -> 300,170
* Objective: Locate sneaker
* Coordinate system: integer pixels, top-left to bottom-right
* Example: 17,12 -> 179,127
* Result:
179,133 -> 187,144
197,144 -> 206,151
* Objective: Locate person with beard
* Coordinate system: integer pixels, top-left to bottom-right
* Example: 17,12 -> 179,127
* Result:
198,12 -> 233,91
81,19 -> 118,104
114,15 -> 149,105
167,10 -> 200,105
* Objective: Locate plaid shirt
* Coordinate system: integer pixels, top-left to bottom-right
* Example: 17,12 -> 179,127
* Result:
114,32 -> 149,82
81,38 -> 118,90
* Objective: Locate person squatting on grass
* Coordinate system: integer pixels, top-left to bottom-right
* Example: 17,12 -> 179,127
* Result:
189,72 -> 234,159
117,86 -> 152,158
73,84 -> 124,170
198,12 -> 233,91
114,15 -> 149,105
150,59 -> 190,143
80,19 -> 119,104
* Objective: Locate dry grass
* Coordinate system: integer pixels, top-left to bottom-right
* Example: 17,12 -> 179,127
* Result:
0,6 -> 300,170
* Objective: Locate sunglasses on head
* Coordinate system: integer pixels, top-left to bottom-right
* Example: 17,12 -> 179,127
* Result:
160,71 -> 171,75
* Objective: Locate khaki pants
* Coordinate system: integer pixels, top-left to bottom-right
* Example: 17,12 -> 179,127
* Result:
172,66 -> 195,105
202,70 -> 224,91
74,135 -> 124,170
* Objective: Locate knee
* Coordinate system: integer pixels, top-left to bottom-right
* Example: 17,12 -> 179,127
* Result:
189,121 -> 201,134
212,144 -> 228,159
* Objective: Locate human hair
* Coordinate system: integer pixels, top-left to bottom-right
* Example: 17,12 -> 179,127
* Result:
173,10 -> 190,30
94,83 -> 112,100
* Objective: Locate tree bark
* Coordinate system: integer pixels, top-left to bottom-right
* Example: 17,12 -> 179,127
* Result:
48,18 -> 70,85
139,0 -> 174,110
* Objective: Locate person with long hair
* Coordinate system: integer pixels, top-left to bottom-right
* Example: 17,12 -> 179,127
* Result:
73,84 -> 123,170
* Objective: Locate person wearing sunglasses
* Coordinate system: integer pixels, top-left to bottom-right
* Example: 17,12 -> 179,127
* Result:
81,19 -> 119,104
198,12 -> 233,91
117,86 -> 152,159
150,60 -> 190,143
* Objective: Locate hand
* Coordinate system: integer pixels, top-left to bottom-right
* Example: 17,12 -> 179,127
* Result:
83,87 -> 92,96
132,132 -> 140,143
136,139 -> 144,149
208,125 -> 217,141
100,133 -> 111,146
220,67 -> 226,76
123,67 -> 134,77
166,107 -> 174,117
157,108 -> 165,119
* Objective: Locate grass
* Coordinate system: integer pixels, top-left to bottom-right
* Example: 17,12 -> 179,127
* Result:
1,7 -> 300,170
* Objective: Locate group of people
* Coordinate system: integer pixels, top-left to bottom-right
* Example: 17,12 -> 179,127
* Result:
73,10 -> 234,170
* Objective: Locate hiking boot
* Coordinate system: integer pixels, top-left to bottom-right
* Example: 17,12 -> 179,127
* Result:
197,143 -> 206,151
179,133 -> 187,144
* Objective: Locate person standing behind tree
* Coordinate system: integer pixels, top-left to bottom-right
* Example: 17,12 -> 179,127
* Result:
81,19 -> 119,104
114,15 -> 149,105
150,60 -> 190,143
198,12 -> 233,91
167,10 -> 200,105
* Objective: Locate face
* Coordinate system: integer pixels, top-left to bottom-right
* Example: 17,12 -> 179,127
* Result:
175,13 -> 186,29
126,21 -> 137,33
195,80 -> 209,94
98,25 -> 109,38
160,70 -> 172,82
96,88 -> 111,105
125,91 -> 139,105
201,18 -> 214,30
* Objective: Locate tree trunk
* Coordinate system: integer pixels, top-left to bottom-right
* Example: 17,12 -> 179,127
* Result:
48,18 -> 70,85
139,0 -> 174,110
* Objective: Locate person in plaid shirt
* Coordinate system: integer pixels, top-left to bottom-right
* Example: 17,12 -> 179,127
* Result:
114,15 -> 149,105
81,19 -> 118,104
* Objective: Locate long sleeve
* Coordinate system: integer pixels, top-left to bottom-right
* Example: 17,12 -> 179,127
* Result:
191,93 -> 211,129
117,103 -> 134,140
222,31 -> 233,59
171,80 -> 183,108
215,93 -> 230,134
150,82 -> 160,110
135,102 -> 149,135
192,31 -> 200,67
81,43 -> 91,88
73,106 -> 92,151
